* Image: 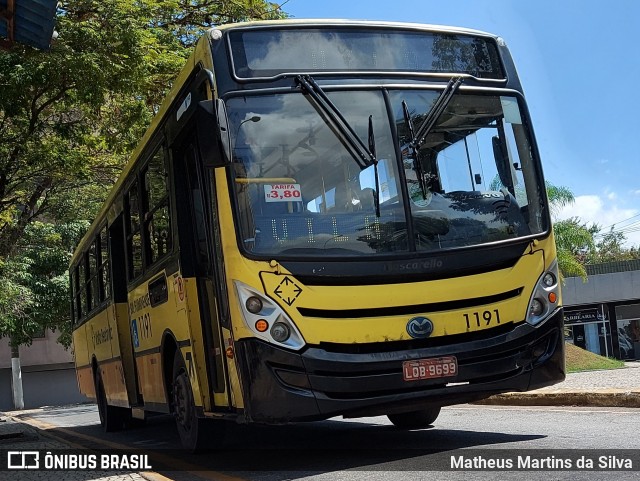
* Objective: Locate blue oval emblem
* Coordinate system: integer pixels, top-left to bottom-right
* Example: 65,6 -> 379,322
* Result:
407,317 -> 434,339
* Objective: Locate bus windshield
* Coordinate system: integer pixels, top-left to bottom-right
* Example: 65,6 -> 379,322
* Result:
229,89 -> 547,258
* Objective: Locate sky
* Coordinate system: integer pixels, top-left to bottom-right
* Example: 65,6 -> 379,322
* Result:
285,0 -> 640,246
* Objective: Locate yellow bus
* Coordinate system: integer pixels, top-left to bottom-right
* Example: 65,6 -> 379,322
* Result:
70,20 -> 564,450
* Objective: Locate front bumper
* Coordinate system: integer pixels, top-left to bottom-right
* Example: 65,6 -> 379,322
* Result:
235,309 -> 565,423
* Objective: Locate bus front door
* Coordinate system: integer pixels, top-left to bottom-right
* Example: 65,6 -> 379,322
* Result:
173,133 -> 231,411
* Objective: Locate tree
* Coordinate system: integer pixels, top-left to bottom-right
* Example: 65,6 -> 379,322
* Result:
0,0 -> 288,408
0,221 -> 87,348
0,221 -> 87,408
545,182 -> 596,279
585,226 -> 640,264
0,0 -> 289,315
0,0 -> 287,260
553,217 -> 596,279
546,182 -> 575,218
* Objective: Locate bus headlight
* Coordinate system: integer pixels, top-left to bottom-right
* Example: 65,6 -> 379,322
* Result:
245,296 -> 263,314
529,298 -> 544,317
526,260 -> 560,326
270,322 -> 291,343
234,281 -> 305,350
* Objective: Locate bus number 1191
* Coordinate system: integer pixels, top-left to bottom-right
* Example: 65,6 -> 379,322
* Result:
464,309 -> 501,329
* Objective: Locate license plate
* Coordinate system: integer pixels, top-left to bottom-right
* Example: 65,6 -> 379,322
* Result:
402,356 -> 458,382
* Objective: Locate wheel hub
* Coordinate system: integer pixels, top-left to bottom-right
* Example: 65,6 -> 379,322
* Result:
173,372 -> 192,430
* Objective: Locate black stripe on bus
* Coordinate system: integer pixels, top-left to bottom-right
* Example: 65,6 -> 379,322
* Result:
297,288 -> 523,319
96,356 -> 122,366
143,401 -> 170,414
134,346 -> 161,357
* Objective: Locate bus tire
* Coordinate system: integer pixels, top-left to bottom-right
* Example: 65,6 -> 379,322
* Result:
387,406 -> 441,429
171,351 -> 223,451
95,370 -> 129,432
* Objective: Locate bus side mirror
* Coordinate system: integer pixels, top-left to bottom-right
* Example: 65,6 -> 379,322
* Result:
215,99 -> 232,163
197,99 -> 231,167
492,135 -> 513,192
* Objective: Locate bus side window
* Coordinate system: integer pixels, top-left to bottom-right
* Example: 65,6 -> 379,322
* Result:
98,226 -> 110,302
125,181 -> 143,280
88,239 -> 99,311
78,254 -> 88,317
185,144 -> 209,268
109,214 -> 128,303
73,264 -> 82,322
173,139 -> 210,277
70,267 -> 78,324
144,147 -> 173,265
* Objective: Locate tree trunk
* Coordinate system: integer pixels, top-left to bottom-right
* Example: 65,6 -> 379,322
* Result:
10,343 -> 24,410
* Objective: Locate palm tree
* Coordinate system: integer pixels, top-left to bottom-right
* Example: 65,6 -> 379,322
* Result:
546,182 -> 574,217
490,176 -> 592,278
546,182 -> 594,279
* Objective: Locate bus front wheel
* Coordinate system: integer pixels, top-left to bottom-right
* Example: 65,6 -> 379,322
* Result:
94,370 -> 129,432
387,406 -> 441,429
171,351 -> 224,451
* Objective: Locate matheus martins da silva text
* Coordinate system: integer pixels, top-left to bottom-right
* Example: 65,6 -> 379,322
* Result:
451,455 -> 634,470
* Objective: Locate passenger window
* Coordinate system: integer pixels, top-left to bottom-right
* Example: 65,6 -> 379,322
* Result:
144,147 -> 172,265
126,181 -> 143,280
186,144 -> 209,265
73,265 -> 81,320
88,240 -> 99,310
99,227 -> 111,301
78,257 -> 88,316
70,270 -> 77,324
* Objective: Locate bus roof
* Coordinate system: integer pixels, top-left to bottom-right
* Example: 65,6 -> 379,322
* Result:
214,18 -> 499,40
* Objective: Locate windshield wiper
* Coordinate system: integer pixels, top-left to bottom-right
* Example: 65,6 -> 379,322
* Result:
295,74 -> 376,169
402,76 -> 464,199
296,74 -> 381,217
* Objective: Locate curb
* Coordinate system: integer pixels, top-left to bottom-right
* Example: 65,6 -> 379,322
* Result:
476,390 -> 640,408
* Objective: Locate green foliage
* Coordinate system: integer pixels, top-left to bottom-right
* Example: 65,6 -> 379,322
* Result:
545,181 -> 593,279
0,221 -> 89,348
565,342 -> 625,372
0,0 -> 288,348
545,182 -> 574,218
546,181 -> 640,277
553,217 -> 595,279
0,0 -> 287,258
148,0 -> 287,48
0,2 -> 158,257
588,228 -> 640,264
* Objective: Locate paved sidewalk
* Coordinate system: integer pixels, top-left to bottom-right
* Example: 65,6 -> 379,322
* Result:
480,361 -> 640,407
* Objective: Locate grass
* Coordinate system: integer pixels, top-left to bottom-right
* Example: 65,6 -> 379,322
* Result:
565,342 -> 626,373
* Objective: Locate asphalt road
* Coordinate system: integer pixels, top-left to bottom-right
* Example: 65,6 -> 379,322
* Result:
15,403 -> 640,481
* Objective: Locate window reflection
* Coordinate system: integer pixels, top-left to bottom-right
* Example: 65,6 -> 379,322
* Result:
231,29 -> 503,79
229,91 -> 408,256
391,91 -> 545,251
228,89 -> 546,258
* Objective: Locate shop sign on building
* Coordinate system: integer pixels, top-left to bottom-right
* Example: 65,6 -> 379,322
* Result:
565,309 -> 601,324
